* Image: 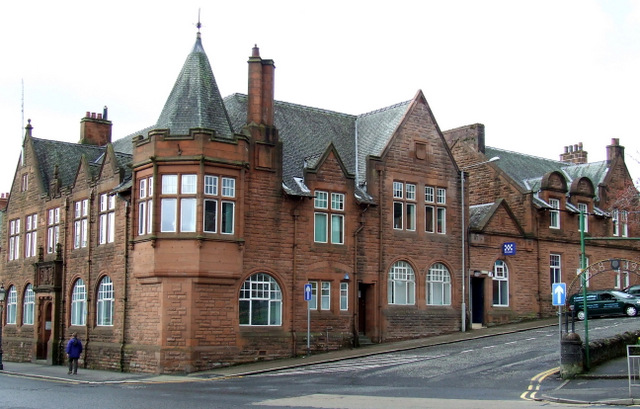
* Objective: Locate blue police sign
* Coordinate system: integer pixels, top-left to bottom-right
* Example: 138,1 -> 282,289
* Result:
552,283 -> 566,306
502,242 -> 516,256
304,283 -> 312,301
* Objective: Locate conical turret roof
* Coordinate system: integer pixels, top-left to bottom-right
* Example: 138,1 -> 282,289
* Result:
155,32 -> 233,137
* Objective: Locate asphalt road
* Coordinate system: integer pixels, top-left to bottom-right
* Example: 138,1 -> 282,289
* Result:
1,316 -> 638,409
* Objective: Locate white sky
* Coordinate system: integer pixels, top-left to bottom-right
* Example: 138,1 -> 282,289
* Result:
1,0 -> 639,194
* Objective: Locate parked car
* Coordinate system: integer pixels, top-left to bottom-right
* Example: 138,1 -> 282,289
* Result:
568,290 -> 640,320
624,285 -> 640,297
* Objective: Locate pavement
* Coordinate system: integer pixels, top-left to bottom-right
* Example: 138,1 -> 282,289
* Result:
0,318 -> 638,405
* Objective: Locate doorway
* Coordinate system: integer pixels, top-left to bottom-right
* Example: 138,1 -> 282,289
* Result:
37,300 -> 52,360
471,277 -> 485,328
358,283 -> 368,335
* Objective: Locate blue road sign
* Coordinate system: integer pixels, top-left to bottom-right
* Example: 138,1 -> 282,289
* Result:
552,283 -> 566,306
502,242 -> 516,256
304,283 -> 312,301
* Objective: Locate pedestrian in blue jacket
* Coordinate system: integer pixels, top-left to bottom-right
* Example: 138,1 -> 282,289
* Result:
66,332 -> 83,375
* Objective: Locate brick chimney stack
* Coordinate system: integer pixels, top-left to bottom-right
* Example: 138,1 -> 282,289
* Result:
560,142 -> 588,164
606,138 -> 625,165
79,106 -> 112,146
0,192 -> 9,211
247,45 -> 275,127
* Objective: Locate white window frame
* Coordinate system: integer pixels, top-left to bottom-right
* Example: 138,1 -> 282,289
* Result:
549,198 -> 560,229
578,203 -> 588,233
138,177 -> 153,236
309,281 -> 318,310
23,284 -> 35,325
71,279 -> 87,326
47,208 -> 60,254
321,281 -> 331,310
424,186 -> 434,203
314,191 -> 344,244
96,276 -> 114,326
25,213 -> 37,258
74,199 -> 88,249
99,194 -> 116,244
425,205 -> 435,233
9,219 -> 20,261
427,263 -> 451,306
340,282 -> 349,311
550,254 -> 562,285
239,273 -> 282,326
436,207 -> 446,234
388,261 -> 415,305
492,260 -> 509,307
6,286 -> 17,324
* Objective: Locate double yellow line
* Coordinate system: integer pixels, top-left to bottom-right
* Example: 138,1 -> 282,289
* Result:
520,367 -> 559,401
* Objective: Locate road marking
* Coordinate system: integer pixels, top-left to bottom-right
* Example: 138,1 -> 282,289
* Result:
520,367 -> 558,401
263,354 -> 447,377
255,394 -> 534,408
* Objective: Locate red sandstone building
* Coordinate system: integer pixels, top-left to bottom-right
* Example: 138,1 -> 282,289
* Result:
446,125 -> 639,327
1,29 -> 638,374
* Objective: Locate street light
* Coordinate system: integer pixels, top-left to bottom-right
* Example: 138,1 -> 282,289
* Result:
460,156 -> 499,332
0,283 -> 5,370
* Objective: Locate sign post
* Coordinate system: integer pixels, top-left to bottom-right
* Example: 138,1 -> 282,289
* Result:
304,283 -> 312,356
552,282 -> 566,347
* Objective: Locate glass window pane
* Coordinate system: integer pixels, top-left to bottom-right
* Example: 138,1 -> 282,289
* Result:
393,202 -> 403,229
315,213 -> 328,242
331,214 -> 344,244
204,199 -> 217,233
181,174 -> 197,194
315,191 -> 328,209
221,201 -> 234,234
161,198 -> 177,232
180,198 -> 197,232
162,175 -> 178,194
205,175 -> 218,195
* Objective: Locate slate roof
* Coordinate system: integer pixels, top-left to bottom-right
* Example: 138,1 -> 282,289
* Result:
31,137 -> 108,194
224,94 -> 410,202
485,146 -> 610,211
155,33 -> 233,137
469,202 -> 495,231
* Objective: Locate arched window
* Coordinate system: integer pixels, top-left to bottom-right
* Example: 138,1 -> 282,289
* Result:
23,284 -> 35,325
493,260 -> 509,306
427,263 -> 451,305
388,261 -> 415,305
6,286 -> 17,324
96,276 -> 114,326
71,279 -> 87,326
239,273 -> 282,326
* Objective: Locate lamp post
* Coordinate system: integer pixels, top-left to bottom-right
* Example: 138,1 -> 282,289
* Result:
0,284 -> 5,370
460,156 -> 499,332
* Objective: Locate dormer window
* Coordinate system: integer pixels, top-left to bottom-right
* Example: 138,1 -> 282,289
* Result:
549,198 -> 560,229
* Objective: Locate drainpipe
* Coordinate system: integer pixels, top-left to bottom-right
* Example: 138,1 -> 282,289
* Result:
291,199 -> 303,356
84,188 -> 96,368
119,197 -> 130,372
377,169 -> 384,342
352,206 -> 367,345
